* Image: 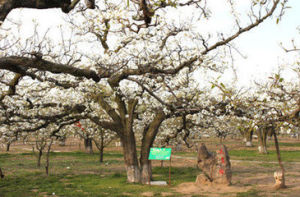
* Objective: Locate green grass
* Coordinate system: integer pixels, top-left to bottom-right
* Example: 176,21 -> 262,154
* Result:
173,151 -> 197,157
229,150 -> 300,162
0,151 -> 199,197
152,166 -> 201,185
0,172 -> 175,197
271,142 -> 300,147
0,139 -> 299,197
236,189 -> 261,197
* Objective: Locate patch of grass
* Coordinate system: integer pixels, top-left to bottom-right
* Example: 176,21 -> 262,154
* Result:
152,166 -> 201,185
259,163 -> 277,168
229,150 -> 300,162
49,151 -> 123,158
236,189 -> 261,197
273,142 -> 300,148
173,152 -> 197,157
0,152 -> 191,197
0,172 -> 177,197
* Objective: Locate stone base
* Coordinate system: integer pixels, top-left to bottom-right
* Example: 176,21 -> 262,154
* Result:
150,181 -> 167,185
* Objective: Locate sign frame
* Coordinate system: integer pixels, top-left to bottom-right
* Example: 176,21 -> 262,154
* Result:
148,147 -> 172,186
148,148 -> 172,160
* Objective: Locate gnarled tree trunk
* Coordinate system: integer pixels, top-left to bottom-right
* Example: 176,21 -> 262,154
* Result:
119,110 -> 165,184
140,110 -> 165,184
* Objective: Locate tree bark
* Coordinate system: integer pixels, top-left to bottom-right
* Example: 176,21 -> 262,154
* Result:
140,110 -> 166,184
99,145 -> 104,163
0,0 -> 97,22
0,56 -> 101,82
121,131 -> 140,183
99,130 -> 104,163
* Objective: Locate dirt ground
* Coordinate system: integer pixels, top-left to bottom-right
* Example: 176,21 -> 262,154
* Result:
1,137 -> 300,197
172,160 -> 300,197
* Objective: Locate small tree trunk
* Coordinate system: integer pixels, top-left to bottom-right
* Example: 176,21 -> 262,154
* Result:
84,138 -> 93,154
0,168 -> 4,179
6,142 -> 11,152
37,150 -> 43,168
93,136 -> 105,163
99,145 -> 104,163
45,139 -> 54,176
100,131 -> 105,163
273,131 -> 286,189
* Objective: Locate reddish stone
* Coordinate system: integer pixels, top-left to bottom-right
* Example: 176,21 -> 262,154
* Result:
196,143 -> 232,185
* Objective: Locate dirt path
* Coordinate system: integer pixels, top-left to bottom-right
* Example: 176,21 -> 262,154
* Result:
172,155 -> 300,197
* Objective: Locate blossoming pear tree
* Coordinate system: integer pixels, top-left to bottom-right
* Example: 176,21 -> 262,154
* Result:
0,0 -> 290,184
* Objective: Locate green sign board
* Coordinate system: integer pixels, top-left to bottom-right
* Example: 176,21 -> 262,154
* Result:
148,148 -> 172,160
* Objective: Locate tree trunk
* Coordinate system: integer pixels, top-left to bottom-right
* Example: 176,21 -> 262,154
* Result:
140,160 -> 152,184
139,110 -> 166,184
121,132 -> 140,183
45,139 -> 53,176
37,150 -> 43,168
84,138 -> 93,154
0,167 -> 4,179
99,131 -> 104,163
6,142 -> 11,152
99,147 -> 104,163
139,145 -> 152,184
257,127 -> 268,154
273,130 -> 286,189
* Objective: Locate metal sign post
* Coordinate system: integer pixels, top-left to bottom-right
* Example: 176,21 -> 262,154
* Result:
148,148 -> 172,186
169,157 -> 171,186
